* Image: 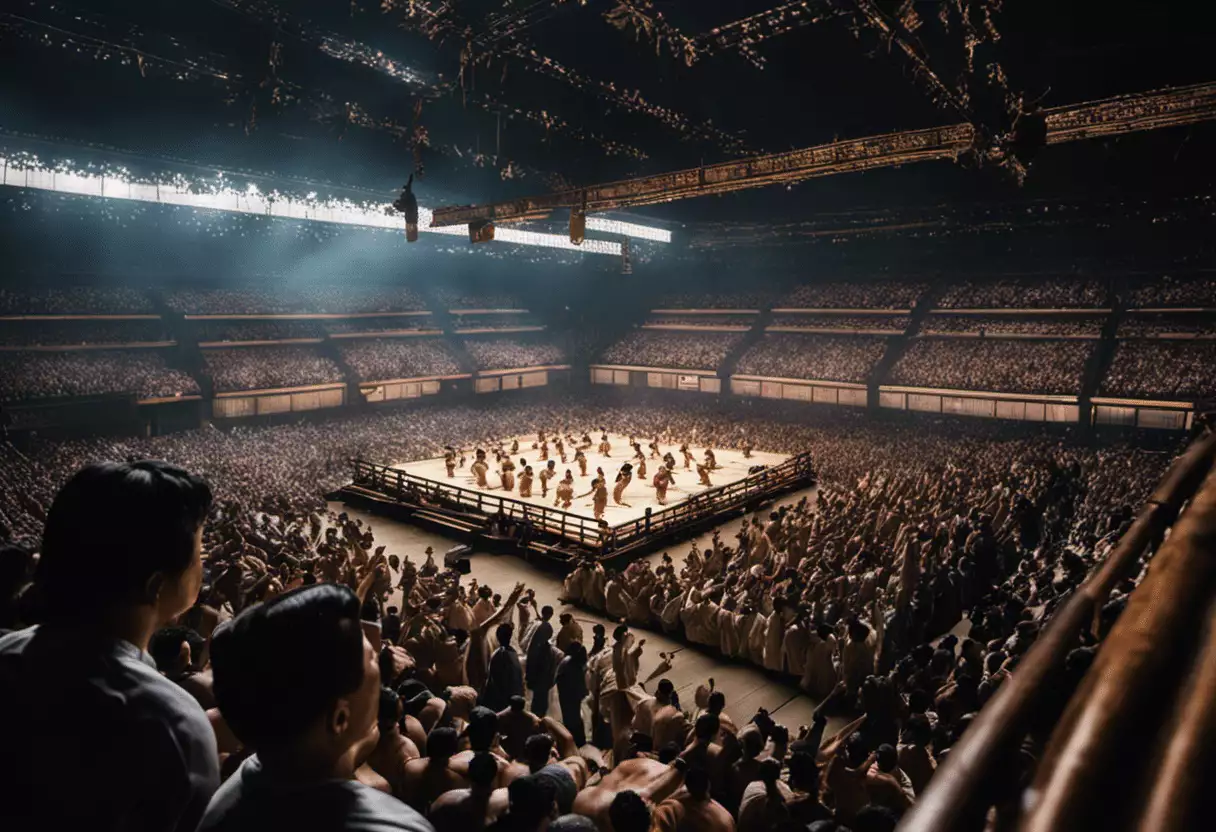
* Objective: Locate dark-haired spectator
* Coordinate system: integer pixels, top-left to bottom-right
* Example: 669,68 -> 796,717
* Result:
429,751 -> 509,831
366,687 -> 422,800
0,460 -> 219,832
201,583 -> 433,831
481,622 -> 524,712
150,625 -> 216,708
402,726 -> 466,815
651,766 -> 735,832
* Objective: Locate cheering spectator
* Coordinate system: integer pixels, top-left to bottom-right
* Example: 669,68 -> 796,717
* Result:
889,338 -> 1092,394
1102,340 -> 1216,400
201,584 -> 433,831
464,337 -> 567,371
0,461 -> 219,832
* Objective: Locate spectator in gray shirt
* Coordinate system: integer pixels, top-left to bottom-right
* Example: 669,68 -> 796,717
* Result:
200,584 -> 434,832
0,460 -> 220,832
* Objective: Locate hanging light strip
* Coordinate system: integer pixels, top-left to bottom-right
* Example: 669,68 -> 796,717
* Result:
585,217 -> 672,243
0,159 -> 633,255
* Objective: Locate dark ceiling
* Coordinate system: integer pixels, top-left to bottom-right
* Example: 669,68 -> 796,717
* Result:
1,0 -> 1214,230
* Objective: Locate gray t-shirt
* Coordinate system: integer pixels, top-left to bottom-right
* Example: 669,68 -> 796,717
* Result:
201,755 -> 435,832
0,624 -> 220,832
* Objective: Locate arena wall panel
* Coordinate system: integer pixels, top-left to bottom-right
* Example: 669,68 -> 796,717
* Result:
256,394 -> 292,415
700,377 -> 722,394
880,391 -> 906,410
475,377 -> 501,393
732,379 -> 762,397
838,388 -> 868,407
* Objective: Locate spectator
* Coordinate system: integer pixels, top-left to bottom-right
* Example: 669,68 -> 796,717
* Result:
339,338 -> 463,382
0,460 -> 219,832
600,331 -> 742,371
201,583 -> 433,831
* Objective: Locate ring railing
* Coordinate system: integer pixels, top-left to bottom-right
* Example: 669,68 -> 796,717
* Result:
349,451 -> 815,554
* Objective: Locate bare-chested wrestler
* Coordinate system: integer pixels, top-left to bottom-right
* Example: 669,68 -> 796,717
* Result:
636,454 -> 647,480
651,766 -> 733,832
402,726 -> 468,812
599,433 -> 612,457
578,476 -> 609,522
555,436 -> 567,463
540,460 -> 557,498
704,448 -> 718,471
697,463 -> 712,487
460,449 -> 468,469
653,467 -> 673,506
575,447 -> 588,477
680,443 -> 694,470
571,757 -> 687,831
540,440 -> 549,462
613,463 -> 633,507
471,450 -> 490,488
555,471 -> 575,509
663,450 -> 676,471
579,431 -> 593,449
630,437 -> 643,459
519,465 -> 534,498
428,751 -> 508,832
649,436 -> 661,459
500,457 -> 516,492
741,436 -> 754,459
510,438 -> 520,455
445,446 -> 457,478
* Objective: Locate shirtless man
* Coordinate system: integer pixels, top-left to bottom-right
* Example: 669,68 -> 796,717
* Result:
680,443 -> 694,470
651,767 -> 734,832
663,451 -> 676,471
570,757 -> 687,830
402,726 -> 468,812
428,751 -> 508,832
510,439 -> 520,455
613,464 -> 633,508
501,457 -> 516,492
555,471 -> 575,510
704,449 -> 718,471
696,463 -> 712,487
741,437 -> 754,459
598,434 -> 612,457
649,437 -> 661,460
519,466 -> 534,498
471,450 -> 490,488
575,448 -> 588,477
540,460 -> 557,498
366,688 -> 421,801
447,706 -> 527,788
635,453 -> 647,481
579,476 -> 609,522
445,447 -> 457,478
540,440 -> 549,462
555,436 -> 567,463
653,467 -> 673,506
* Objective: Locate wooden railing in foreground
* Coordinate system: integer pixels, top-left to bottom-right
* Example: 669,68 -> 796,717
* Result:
349,452 -> 815,555
900,430 -> 1216,832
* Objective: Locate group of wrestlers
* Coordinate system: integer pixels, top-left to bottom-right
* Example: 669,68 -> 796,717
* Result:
443,430 -> 732,521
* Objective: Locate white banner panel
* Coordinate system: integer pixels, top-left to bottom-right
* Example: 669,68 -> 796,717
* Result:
879,391 -> 906,410
839,388 -> 867,407
700,377 -> 721,394
291,391 -> 322,411
475,377 -> 501,393
761,381 -> 783,399
783,383 -> 813,401
521,371 -> 547,388
908,394 -> 941,413
1094,405 -> 1137,426
1046,404 -> 1079,423
812,385 -> 838,404
1137,408 -> 1187,430
677,374 -> 701,391
421,380 -> 441,395
256,394 -> 292,415
732,379 -> 761,396
995,400 -> 1025,421
613,370 -> 631,385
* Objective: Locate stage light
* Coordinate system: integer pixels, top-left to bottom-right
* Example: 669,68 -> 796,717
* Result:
0,156 -> 626,256
570,208 -> 586,245
469,220 -> 495,244
585,217 -> 672,243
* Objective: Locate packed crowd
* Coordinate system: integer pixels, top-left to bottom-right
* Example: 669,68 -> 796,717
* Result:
890,338 -> 1093,395
0,349 -> 199,402
644,315 -> 758,329
777,282 -> 928,311
436,288 -> 525,310
325,317 -> 439,335
936,279 -> 1106,310
1101,340 -> 1216,400
463,338 -> 568,371
920,315 -> 1104,338
339,338 -> 465,382
0,285 -> 155,314
769,314 -> 911,333
1124,274 -> 1216,309
0,318 -> 169,347
600,331 -> 743,372
192,319 -> 325,343
165,286 -> 429,315
736,335 -> 887,383
0,394 -> 1176,832
453,313 -> 542,331
1118,313 -> 1216,338
654,291 -> 770,310
203,346 -> 345,392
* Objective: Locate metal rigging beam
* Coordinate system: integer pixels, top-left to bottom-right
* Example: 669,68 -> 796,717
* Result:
429,81 -> 1216,227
